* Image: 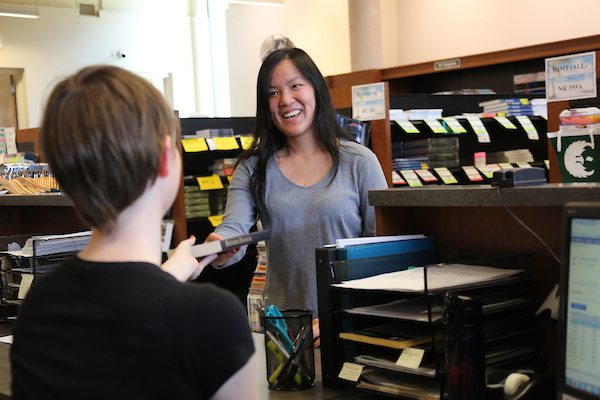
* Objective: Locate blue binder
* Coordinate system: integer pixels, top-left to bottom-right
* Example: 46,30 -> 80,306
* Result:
337,237 -> 434,261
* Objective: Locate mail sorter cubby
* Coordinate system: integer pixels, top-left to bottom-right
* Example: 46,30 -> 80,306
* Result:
316,248 -> 547,399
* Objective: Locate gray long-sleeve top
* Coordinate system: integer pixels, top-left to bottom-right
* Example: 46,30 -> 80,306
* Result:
214,139 -> 388,316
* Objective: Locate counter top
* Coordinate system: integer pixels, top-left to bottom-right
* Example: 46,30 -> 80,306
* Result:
369,183 -> 600,207
0,194 -> 73,207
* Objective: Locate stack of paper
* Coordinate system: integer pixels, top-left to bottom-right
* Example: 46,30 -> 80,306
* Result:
3,231 -> 91,257
332,263 -> 523,293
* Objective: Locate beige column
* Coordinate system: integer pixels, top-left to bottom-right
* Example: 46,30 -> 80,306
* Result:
348,0 -> 383,72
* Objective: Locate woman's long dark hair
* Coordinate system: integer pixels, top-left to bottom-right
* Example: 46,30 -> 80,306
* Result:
236,48 -> 355,220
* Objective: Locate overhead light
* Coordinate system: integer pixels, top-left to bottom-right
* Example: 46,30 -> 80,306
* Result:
228,0 -> 284,6
0,3 -> 40,18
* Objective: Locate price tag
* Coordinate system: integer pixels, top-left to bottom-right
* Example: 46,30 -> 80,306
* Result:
516,115 -> 539,140
424,119 -> 447,134
442,117 -> 467,133
400,170 -> 423,187
208,214 -> 223,227
395,120 -> 420,133
415,169 -> 438,182
240,136 -> 254,150
545,160 -> 550,170
434,167 -> 458,184
498,163 -> 514,170
477,164 -> 501,179
396,348 -> 425,370
212,137 -> 240,150
494,116 -> 518,129
196,175 -> 224,190
462,166 -> 483,182
392,171 -> 406,185
516,162 -> 532,168
181,138 -> 208,152
338,362 -> 364,382
467,117 -> 491,143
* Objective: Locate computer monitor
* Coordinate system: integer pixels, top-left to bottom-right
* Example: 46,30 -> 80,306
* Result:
557,202 -> 600,400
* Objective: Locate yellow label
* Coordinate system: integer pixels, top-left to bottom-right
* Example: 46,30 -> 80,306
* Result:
208,215 -> 223,227
240,136 -> 254,150
196,175 -> 224,190
212,137 -> 239,150
181,138 -> 208,152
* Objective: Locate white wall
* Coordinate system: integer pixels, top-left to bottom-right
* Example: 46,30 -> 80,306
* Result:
3,0 -> 600,124
224,0 -> 351,117
0,4 -> 196,128
382,0 -> 600,67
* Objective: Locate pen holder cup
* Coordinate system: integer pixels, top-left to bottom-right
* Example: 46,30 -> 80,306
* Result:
261,309 -> 315,391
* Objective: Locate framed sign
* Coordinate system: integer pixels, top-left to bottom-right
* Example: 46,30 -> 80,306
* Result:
546,52 -> 597,102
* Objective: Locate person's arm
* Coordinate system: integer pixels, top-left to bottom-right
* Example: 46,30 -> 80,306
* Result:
210,355 -> 259,400
161,236 -> 218,281
358,150 -> 389,236
211,159 -> 260,267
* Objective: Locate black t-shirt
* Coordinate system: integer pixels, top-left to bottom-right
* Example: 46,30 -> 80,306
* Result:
11,257 -> 254,400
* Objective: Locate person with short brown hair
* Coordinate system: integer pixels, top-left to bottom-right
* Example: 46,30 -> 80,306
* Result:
11,65 -> 259,400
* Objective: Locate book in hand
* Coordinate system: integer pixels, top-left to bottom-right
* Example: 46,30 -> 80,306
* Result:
189,229 -> 270,259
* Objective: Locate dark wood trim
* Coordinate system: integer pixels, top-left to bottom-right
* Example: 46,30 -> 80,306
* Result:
381,34 -> 600,81
172,111 -> 187,246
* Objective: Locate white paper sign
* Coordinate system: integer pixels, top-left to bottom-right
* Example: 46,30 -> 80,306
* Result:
352,83 -> 385,121
546,52 -> 597,102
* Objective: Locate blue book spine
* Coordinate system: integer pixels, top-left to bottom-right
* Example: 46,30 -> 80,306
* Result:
337,237 -> 434,261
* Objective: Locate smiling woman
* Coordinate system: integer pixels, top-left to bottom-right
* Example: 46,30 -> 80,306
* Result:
201,48 -> 388,339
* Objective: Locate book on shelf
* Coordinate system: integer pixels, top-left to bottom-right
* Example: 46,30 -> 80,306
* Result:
339,331 -> 435,350
2,231 -> 92,257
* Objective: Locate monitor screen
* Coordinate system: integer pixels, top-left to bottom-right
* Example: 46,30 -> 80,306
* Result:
558,202 -> 600,400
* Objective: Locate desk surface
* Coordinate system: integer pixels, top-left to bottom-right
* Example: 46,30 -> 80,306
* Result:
0,324 -> 376,400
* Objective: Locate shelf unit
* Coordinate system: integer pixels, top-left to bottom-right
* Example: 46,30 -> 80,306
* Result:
326,35 -> 600,184
316,247 -> 544,398
171,116 -> 258,305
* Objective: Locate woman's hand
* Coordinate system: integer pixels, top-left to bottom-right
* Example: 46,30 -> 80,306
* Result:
205,232 -> 240,267
161,236 -> 218,282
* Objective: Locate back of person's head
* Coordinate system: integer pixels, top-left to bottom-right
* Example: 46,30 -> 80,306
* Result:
254,47 -> 348,149
40,65 -> 175,233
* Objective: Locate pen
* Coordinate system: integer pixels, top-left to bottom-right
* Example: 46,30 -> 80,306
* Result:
273,326 -> 314,389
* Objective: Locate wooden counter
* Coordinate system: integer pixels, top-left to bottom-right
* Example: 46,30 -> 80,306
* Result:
369,183 -> 600,377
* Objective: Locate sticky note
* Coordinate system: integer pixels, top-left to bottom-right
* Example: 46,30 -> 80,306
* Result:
516,115 -> 539,140
338,362 -> 364,382
442,117 -> 467,133
392,171 -> 406,185
424,119 -> 447,134
18,275 -> 34,299
240,136 -> 253,150
494,116 -> 517,129
395,120 -> 420,133
208,215 -> 223,227
415,169 -> 438,182
212,137 -> 239,150
434,167 -> 458,184
181,138 -> 208,152
400,170 -> 423,187
462,166 -> 483,182
396,348 -> 425,369
466,117 -> 491,143
196,175 -> 224,191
